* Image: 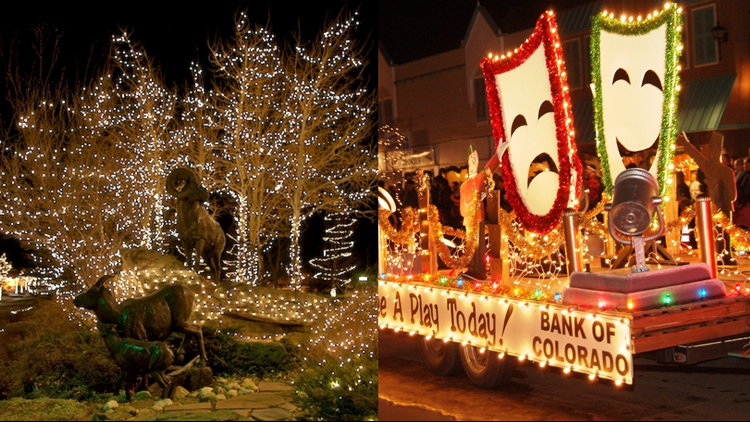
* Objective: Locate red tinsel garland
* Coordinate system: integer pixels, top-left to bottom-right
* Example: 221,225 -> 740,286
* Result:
480,11 -> 582,235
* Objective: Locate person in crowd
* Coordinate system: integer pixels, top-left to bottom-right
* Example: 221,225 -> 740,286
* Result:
689,171 -> 702,202
437,176 -> 454,227
583,164 -> 602,208
734,158 -> 750,229
450,181 -> 461,228
734,157 -> 745,182
402,179 -> 419,210
676,171 -> 692,216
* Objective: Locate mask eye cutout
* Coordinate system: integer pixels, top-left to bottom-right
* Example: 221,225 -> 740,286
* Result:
612,68 -> 630,85
641,70 -> 663,91
538,100 -> 554,120
511,114 -> 527,137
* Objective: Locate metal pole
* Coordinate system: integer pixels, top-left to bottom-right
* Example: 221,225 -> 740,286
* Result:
378,223 -> 387,276
562,208 -> 584,273
695,194 -> 717,279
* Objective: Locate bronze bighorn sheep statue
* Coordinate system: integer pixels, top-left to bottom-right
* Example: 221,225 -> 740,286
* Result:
98,322 -> 174,401
166,168 -> 225,283
73,275 -> 207,367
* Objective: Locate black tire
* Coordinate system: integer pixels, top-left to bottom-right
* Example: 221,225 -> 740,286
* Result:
417,335 -> 463,376
459,345 -> 516,389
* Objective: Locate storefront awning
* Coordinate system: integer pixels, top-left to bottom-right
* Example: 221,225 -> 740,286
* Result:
677,73 -> 736,133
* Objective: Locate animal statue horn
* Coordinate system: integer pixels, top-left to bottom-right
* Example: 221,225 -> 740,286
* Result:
166,168 -> 226,283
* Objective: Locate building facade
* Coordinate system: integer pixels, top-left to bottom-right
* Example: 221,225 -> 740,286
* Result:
379,0 -> 750,181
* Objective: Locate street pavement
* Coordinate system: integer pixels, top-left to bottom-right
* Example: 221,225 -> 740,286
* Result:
379,329 -> 750,421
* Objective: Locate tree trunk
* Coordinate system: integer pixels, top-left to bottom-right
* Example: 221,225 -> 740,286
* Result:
288,210 -> 303,291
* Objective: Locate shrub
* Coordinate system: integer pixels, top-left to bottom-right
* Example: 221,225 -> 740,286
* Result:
291,354 -> 378,421
177,325 -> 291,378
0,300 -> 121,400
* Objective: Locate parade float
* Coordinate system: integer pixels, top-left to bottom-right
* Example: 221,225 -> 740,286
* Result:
378,4 -> 750,389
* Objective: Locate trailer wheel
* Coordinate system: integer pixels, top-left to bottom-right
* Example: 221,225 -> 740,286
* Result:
418,335 -> 462,376
459,345 -> 516,389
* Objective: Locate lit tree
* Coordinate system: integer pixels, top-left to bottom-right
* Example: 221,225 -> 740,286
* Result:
204,13 -> 290,286
309,207 -> 358,294
0,33 -> 140,297
0,253 -> 10,298
280,10 -> 376,290
82,33 -> 179,253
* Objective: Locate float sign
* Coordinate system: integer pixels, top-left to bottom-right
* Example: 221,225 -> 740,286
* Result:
379,281 -> 633,385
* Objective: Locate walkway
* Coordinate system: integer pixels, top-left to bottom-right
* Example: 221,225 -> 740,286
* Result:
128,381 -> 297,421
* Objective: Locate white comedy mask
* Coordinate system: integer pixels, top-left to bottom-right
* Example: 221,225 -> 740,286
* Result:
592,6 -> 682,196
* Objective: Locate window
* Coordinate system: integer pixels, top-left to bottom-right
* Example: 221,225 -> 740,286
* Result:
582,36 -> 591,86
474,77 -> 489,122
680,10 -> 689,70
563,39 -> 582,89
378,99 -> 393,127
692,5 -> 718,67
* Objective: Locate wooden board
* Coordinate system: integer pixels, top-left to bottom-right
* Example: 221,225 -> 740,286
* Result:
632,296 -> 749,331
631,296 -> 750,354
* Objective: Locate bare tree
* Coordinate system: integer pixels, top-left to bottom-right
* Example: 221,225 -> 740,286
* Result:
0,51 -> 132,294
280,10 -> 376,290
205,13 -> 290,286
0,29 -> 180,301
82,33 -> 179,253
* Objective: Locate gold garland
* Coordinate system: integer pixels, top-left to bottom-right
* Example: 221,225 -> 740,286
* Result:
710,206 -> 750,253
430,191 -> 482,269
385,172 -> 750,269
494,207 -> 565,258
379,207 -> 420,249
416,169 -> 430,199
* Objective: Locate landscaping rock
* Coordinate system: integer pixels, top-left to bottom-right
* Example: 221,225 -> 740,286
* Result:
199,392 -> 217,403
241,378 -> 257,391
153,398 -> 173,409
225,382 -> 240,391
188,391 -> 199,398
134,390 -> 152,400
238,388 -> 252,395
226,389 -> 238,398
214,386 -> 226,395
133,408 -> 155,420
185,367 -> 214,391
172,386 -> 190,399
216,394 -> 226,401
120,405 -> 139,416
103,400 -> 119,412
109,393 -> 126,403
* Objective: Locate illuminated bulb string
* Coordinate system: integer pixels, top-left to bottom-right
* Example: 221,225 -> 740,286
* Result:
0,13 -> 374,368
310,209 -> 358,293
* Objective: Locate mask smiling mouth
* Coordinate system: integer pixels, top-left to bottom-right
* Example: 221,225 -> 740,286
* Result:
527,153 -> 559,188
616,135 -> 660,167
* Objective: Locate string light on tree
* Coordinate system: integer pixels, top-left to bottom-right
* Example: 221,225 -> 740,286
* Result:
310,208 -> 358,294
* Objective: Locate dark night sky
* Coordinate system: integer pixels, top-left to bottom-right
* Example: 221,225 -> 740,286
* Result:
0,1 -> 375,86
0,1 -> 377,274
379,0 -> 595,64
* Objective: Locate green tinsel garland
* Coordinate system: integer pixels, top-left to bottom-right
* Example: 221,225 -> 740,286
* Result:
591,4 -> 683,198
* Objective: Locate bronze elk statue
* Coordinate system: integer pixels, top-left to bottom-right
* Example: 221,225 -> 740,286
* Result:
166,168 -> 225,283
73,275 -> 207,367
98,322 -> 175,401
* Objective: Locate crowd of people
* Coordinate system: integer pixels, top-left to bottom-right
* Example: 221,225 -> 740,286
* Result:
729,156 -> 750,229
383,150 -> 750,234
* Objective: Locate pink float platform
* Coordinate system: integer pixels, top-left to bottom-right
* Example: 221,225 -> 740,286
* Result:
562,263 -> 727,312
